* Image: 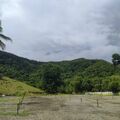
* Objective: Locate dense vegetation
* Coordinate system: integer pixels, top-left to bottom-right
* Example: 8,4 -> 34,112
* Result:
0,51 -> 120,94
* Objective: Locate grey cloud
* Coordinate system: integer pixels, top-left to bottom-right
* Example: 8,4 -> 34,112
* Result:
45,50 -> 62,56
101,0 -> 120,46
1,0 -> 120,61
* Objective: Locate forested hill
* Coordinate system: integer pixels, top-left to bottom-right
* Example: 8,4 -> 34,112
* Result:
0,50 -> 119,90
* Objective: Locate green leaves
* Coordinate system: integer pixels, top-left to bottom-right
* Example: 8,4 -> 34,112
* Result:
0,50 -> 120,94
0,20 -> 12,50
112,53 -> 120,67
0,40 -> 6,50
112,53 -> 120,60
42,64 -> 63,94
109,81 -> 120,94
0,34 -> 12,41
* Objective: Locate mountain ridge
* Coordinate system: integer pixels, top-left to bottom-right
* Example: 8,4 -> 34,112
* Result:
0,50 -> 117,90
0,50 -> 111,63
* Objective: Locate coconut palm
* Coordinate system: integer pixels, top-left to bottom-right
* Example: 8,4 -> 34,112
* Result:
0,20 -> 11,50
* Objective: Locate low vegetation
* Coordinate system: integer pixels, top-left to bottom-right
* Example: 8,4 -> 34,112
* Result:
0,77 -> 42,96
0,95 -> 119,120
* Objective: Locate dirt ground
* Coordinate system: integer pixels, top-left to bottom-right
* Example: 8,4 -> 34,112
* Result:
0,95 -> 120,120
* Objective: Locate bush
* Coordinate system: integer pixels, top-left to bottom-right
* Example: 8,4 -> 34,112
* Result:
0,73 -> 3,79
109,81 -> 120,95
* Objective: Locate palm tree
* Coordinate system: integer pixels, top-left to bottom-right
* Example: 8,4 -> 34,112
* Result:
0,20 -> 12,50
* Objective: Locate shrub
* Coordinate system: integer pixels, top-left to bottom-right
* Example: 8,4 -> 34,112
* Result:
109,81 -> 120,95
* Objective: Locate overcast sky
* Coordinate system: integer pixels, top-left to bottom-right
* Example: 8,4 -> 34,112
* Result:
0,0 -> 120,61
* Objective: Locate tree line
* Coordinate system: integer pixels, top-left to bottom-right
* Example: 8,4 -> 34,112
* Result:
41,63 -> 120,95
0,20 -> 120,95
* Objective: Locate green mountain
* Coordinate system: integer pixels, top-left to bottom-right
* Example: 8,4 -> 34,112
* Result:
0,50 -> 119,93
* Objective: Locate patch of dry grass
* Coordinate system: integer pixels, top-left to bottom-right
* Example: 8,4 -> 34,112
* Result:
0,95 -> 119,120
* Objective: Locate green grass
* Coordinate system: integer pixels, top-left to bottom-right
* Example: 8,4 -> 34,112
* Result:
0,95 -> 30,116
0,77 -> 43,95
0,111 -> 29,116
0,97 -> 18,103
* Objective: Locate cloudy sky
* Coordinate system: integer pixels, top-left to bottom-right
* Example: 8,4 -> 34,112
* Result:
0,0 -> 120,61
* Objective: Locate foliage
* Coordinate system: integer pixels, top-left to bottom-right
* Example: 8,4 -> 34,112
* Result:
42,64 -> 63,93
112,53 -> 120,69
0,73 -> 3,79
0,51 -> 120,94
109,82 -> 120,94
108,76 -> 120,94
0,20 -> 11,50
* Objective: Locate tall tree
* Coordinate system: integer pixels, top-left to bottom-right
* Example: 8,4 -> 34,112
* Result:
112,53 -> 120,67
0,20 -> 11,50
42,64 -> 63,94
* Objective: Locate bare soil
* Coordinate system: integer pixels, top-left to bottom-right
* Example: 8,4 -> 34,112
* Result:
0,95 -> 120,120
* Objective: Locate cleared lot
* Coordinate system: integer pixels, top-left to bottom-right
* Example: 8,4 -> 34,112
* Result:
0,95 -> 119,120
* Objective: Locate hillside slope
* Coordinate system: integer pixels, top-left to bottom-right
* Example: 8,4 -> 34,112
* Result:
0,77 -> 42,95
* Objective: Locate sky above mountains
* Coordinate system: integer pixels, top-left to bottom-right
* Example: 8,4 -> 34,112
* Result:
0,0 -> 120,61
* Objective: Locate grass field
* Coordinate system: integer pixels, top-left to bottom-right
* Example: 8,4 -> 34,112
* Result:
0,95 -> 119,120
0,77 -> 42,95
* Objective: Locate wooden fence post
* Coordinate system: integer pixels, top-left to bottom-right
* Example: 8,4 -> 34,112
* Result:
97,99 -> 99,107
